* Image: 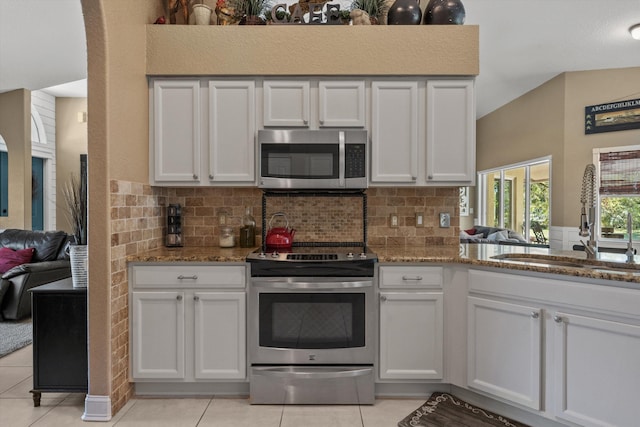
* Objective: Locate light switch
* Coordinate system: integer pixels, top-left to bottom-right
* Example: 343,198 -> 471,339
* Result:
390,214 -> 399,228
439,212 -> 450,228
415,212 -> 424,227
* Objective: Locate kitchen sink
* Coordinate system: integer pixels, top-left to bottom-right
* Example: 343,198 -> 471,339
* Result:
491,253 -> 640,275
491,255 -> 585,269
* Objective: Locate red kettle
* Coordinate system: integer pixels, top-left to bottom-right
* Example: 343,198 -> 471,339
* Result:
265,212 -> 296,249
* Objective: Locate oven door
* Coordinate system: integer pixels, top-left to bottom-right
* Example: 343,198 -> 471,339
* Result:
249,277 -> 375,365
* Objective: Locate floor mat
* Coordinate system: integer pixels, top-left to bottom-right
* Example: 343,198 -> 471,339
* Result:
398,392 -> 531,427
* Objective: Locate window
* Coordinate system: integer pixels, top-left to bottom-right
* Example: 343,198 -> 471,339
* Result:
478,157 -> 551,244
595,146 -> 640,242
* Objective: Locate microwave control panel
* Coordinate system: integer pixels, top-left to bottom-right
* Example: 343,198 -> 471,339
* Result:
345,144 -> 366,178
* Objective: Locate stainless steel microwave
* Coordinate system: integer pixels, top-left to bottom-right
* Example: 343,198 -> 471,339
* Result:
258,129 -> 368,190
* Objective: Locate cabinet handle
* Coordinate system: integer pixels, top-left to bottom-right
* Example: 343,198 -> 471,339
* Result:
412,176 -> 417,181
553,315 -> 564,323
319,119 -> 324,125
177,275 -> 198,280
531,311 -> 539,319
402,275 -> 423,281
303,119 -> 308,125
193,174 -> 198,180
194,296 -> 200,301
209,174 -> 214,180
380,295 -> 387,302
427,175 -> 433,180
176,295 -> 183,301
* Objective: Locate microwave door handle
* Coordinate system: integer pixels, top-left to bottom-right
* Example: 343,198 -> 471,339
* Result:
339,131 -> 345,187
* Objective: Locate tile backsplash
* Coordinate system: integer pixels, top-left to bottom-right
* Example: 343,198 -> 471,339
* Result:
159,186 -> 460,247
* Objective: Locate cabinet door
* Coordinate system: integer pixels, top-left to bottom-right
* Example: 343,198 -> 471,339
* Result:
553,312 -> 640,427
208,80 -> 256,183
379,292 -> 443,379
152,79 -> 201,183
425,79 -> 475,184
318,80 -> 365,127
132,291 -> 185,379
371,81 -> 419,183
467,297 -> 542,410
194,292 -> 246,379
263,80 -> 310,127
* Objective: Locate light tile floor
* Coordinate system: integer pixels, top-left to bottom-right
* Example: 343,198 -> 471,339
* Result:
1,345 -> 424,426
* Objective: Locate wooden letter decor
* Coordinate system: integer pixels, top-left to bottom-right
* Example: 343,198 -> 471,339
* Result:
270,2 -> 343,24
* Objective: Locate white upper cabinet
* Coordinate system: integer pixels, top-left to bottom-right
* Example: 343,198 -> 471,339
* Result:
370,81 -> 420,183
426,79 -> 475,184
318,80 -> 366,128
150,78 -> 256,187
208,80 -> 256,183
263,80 -> 310,127
370,78 -> 475,187
151,79 -> 201,183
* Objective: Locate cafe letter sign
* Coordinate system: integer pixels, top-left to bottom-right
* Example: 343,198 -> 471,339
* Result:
585,98 -> 640,134
270,3 -> 345,24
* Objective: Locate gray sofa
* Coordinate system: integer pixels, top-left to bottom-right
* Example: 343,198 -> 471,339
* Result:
0,229 -> 72,320
460,225 -> 548,248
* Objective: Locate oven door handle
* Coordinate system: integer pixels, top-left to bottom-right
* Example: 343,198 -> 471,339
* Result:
251,280 -> 373,290
253,367 -> 372,380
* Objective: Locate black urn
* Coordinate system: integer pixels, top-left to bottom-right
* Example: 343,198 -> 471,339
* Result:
387,0 -> 422,25
423,0 -> 465,25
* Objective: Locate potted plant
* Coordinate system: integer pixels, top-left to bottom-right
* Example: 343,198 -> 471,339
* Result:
62,173 -> 88,288
227,0 -> 269,24
349,0 -> 389,24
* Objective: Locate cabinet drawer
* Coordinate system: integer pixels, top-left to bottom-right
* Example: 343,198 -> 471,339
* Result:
132,265 -> 246,289
379,266 -> 443,288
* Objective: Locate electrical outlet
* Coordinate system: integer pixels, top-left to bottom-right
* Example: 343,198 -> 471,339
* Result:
439,212 -> 450,228
415,212 -> 424,227
390,214 -> 399,228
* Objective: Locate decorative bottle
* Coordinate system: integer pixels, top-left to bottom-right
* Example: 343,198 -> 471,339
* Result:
240,207 -> 256,248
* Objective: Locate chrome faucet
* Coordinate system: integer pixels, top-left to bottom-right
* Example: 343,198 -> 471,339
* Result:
626,212 -> 635,264
579,164 -> 598,259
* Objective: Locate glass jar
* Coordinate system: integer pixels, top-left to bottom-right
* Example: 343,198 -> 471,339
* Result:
219,226 -> 235,248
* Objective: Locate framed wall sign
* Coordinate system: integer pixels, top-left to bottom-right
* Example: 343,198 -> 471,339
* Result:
585,98 -> 640,134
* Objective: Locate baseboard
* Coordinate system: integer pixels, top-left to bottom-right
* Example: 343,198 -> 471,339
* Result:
82,395 -> 112,421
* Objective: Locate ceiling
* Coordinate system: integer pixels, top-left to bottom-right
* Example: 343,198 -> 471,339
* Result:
1,0 -> 639,118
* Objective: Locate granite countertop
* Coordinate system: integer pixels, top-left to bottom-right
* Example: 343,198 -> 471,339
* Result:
127,244 -> 640,284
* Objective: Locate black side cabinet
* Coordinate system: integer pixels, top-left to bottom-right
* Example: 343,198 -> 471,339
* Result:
29,278 -> 88,406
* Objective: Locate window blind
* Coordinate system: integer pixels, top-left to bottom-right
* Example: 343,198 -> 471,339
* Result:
599,150 -> 640,195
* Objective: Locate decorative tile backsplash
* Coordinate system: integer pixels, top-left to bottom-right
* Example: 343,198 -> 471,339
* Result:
160,187 -> 460,247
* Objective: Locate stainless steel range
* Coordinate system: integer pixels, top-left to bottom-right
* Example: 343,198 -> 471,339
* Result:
247,246 -> 377,405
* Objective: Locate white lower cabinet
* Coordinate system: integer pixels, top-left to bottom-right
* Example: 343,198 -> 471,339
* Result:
194,291 -> 245,379
132,291 -> 186,379
467,296 -> 542,410
467,269 -> 640,426
130,264 -> 246,382
553,311 -> 640,427
378,265 -> 444,380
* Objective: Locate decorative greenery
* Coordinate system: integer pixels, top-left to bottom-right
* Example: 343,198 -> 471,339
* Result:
62,173 -> 87,245
349,0 -> 388,20
227,0 -> 270,18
